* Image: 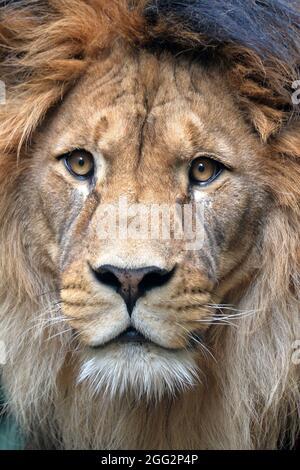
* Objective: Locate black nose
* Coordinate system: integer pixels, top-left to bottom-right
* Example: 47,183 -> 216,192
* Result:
93,265 -> 175,315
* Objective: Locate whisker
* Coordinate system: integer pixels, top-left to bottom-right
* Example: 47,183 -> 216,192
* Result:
35,289 -> 60,299
196,318 -> 238,328
175,322 -> 217,363
46,328 -> 74,342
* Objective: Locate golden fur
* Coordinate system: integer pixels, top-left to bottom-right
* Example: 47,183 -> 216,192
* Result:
0,0 -> 299,449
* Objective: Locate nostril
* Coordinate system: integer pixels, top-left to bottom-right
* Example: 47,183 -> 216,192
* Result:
139,267 -> 176,294
92,266 -> 121,291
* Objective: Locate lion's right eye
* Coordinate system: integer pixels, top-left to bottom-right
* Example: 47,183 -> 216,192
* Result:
63,150 -> 94,180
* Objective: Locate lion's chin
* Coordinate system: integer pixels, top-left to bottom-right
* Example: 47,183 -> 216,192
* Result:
78,342 -> 199,401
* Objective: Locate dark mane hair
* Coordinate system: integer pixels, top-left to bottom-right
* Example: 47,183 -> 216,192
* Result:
1,0 -> 300,62
146,0 -> 300,62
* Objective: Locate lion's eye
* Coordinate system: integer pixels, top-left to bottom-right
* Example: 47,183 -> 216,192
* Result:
189,156 -> 224,186
63,150 -> 94,179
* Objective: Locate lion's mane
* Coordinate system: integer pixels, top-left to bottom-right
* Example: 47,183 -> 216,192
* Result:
0,0 -> 299,449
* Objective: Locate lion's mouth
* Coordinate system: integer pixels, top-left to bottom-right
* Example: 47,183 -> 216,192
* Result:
89,326 -> 205,352
90,326 -> 149,349
117,326 -> 148,344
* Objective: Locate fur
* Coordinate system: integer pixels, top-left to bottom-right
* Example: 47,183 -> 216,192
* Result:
0,0 -> 299,449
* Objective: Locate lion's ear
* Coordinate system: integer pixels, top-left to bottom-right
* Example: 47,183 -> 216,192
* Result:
236,95 -> 287,143
226,49 -> 298,142
264,124 -> 300,208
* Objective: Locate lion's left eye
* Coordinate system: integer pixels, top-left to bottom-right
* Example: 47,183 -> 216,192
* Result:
63,150 -> 94,179
189,156 -> 224,186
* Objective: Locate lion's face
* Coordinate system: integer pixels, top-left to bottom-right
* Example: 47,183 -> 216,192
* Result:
26,46 -> 269,397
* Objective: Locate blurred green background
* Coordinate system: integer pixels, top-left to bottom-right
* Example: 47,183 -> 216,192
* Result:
0,383 -> 24,450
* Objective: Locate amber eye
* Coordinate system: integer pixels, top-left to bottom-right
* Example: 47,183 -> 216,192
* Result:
189,156 -> 224,186
63,150 -> 94,179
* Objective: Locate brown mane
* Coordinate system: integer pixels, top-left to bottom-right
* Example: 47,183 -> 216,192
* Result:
0,0 -> 299,449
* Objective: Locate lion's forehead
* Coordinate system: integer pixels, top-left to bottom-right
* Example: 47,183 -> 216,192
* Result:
45,47 -> 260,172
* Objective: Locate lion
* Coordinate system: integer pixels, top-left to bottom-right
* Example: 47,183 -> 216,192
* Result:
0,0 -> 299,450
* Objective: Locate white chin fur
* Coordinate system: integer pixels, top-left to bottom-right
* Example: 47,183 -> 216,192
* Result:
78,343 -> 199,402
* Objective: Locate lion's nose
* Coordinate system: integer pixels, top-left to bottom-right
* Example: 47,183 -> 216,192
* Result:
93,265 -> 175,315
